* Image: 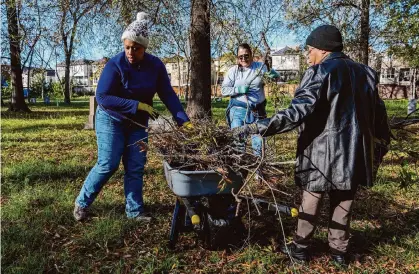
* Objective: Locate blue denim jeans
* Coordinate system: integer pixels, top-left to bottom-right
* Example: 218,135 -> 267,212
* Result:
229,106 -> 263,156
75,107 -> 148,218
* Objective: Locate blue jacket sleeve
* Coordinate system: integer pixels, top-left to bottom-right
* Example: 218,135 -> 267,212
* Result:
156,61 -> 189,125
257,66 -> 326,136
95,61 -> 139,114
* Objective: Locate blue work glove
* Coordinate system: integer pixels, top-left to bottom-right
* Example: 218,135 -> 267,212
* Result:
236,85 -> 250,94
264,69 -> 279,80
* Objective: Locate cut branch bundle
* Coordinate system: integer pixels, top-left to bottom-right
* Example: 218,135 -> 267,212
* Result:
145,118 -> 286,182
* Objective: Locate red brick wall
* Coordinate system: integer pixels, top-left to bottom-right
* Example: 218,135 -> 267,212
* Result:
378,84 -> 409,99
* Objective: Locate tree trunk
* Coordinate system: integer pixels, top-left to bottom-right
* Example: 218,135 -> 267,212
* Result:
27,50 -> 34,103
261,32 -> 271,70
187,0 -> 211,119
185,60 -> 190,101
64,54 -> 71,104
359,0 -> 370,65
6,0 -> 30,112
177,53 -> 181,96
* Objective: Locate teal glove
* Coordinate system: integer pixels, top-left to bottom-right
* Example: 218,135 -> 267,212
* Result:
265,69 -> 279,80
236,85 -> 249,94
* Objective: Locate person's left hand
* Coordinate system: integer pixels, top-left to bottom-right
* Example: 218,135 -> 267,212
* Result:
182,121 -> 194,131
265,69 -> 279,80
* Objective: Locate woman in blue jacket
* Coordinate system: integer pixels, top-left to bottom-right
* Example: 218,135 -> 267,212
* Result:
74,12 -> 192,222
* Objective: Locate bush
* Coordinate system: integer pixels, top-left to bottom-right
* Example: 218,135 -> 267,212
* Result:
1,80 -> 13,100
50,82 -> 64,98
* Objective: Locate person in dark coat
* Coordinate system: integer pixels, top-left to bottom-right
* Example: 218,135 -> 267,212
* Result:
233,25 -> 391,265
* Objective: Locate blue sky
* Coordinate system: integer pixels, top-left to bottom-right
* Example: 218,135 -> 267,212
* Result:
270,31 -> 300,51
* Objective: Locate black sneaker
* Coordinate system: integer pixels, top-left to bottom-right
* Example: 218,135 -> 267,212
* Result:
330,251 -> 348,267
280,242 -> 310,262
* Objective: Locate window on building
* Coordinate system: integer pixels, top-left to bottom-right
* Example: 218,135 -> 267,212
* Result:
382,68 -> 395,79
173,63 -> 178,69
399,68 -> 410,82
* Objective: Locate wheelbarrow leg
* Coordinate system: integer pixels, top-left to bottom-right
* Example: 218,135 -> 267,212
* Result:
168,198 -> 185,249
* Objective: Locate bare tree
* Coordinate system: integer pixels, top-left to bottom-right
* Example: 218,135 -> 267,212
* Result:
283,0 -> 387,65
153,0 -> 192,100
5,0 -> 30,112
55,0 -> 109,104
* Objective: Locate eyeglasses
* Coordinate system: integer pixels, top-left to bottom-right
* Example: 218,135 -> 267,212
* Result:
125,46 -> 141,52
238,54 -> 250,60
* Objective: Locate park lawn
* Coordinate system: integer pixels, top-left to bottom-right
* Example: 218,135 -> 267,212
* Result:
1,98 -> 418,273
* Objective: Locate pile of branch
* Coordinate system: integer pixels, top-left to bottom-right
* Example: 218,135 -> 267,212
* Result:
145,118 -> 285,181
390,108 -> 419,130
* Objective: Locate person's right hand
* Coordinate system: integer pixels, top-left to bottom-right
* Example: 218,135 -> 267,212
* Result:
138,102 -> 159,120
232,123 -> 259,137
236,85 -> 250,94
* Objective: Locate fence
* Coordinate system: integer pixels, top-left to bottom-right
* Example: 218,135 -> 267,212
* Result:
172,84 -> 299,98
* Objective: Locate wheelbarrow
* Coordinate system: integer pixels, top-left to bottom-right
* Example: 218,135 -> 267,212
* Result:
164,160 -> 298,250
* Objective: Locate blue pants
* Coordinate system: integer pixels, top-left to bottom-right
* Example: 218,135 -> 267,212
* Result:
228,106 -> 263,156
75,107 -> 148,218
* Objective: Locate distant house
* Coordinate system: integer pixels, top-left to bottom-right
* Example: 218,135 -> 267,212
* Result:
56,59 -> 94,94
163,56 -> 190,88
92,57 -> 109,88
271,46 -> 301,82
212,54 -> 235,85
377,53 -> 418,99
21,67 -> 56,88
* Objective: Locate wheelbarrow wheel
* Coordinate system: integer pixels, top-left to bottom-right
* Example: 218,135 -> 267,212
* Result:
168,198 -> 186,249
197,196 -> 246,250
198,211 -> 216,250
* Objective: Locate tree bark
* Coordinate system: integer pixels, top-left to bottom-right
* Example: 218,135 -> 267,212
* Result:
187,0 -> 211,119
261,32 -> 272,70
6,0 -> 30,112
359,0 -> 370,65
64,54 -> 71,104
27,50 -> 34,103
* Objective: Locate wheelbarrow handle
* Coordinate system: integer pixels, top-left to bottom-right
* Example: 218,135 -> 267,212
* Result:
238,195 -> 298,217
180,197 -> 201,225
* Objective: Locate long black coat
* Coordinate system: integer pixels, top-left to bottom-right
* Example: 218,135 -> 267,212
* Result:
257,52 -> 390,191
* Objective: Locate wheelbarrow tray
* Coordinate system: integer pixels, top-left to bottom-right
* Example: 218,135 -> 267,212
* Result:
163,160 -> 243,197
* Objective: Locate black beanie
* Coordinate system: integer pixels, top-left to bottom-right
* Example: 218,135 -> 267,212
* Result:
306,25 -> 343,52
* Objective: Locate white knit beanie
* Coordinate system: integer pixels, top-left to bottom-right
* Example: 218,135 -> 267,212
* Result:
121,12 -> 150,48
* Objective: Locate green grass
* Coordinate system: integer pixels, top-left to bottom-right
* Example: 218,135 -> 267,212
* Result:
1,98 -> 418,273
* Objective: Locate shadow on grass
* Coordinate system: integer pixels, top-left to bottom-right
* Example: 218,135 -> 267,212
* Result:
2,162 -> 92,195
1,110 -> 89,120
247,175 -> 419,263
349,185 -> 419,258
4,123 -> 87,132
